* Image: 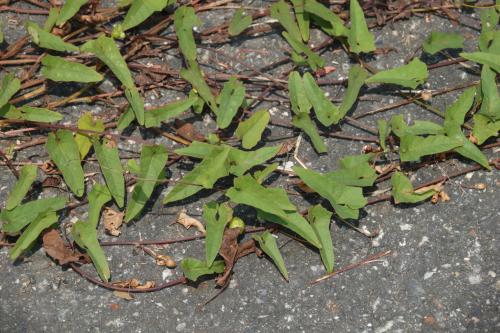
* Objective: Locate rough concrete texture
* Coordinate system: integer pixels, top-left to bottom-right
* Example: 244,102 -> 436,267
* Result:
0,2 -> 499,333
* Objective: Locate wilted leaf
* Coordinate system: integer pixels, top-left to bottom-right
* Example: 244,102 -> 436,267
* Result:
125,145 -> 168,222
46,130 -> 85,197
43,229 -> 87,265
144,95 -> 197,128
41,55 -> 103,83
228,8 -> 252,36
307,205 -> 334,273
93,138 -> 125,208
204,202 -> 232,266
180,257 -> 225,282
122,0 -> 174,31
365,58 -> 428,89
391,172 -> 437,204
0,74 -> 20,109
253,231 -> 288,280
303,72 -> 340,126
235,109 -> 270,149
339,65 -> 368,117
292,112 -> 327,153
347,0 -> 376,53
25,21 -> 78,52
10,212 -> 59,260
304,0 -> 347,37
75,113 -> 104,159
56,0 -> 88,26
216,77 -> 245,129
422,32 -> 464,54
176,208 -> 206,233
399,135 -> 462,162
6,164 -> 38,210
460,51 -> 500,73
103,208 -> 124,236
270,0 -> 302,42
174,6 -> 202,65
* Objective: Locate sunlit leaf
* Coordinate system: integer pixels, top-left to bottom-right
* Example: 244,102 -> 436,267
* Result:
347,0 -> 375,54
377,119 -> 389,151
478,9 -> 499,52
204,202 -> 232,266
282,32 -> 325,70
180,64 -> 218,113
117,106 -> 135,131
460,51 -> 500,73
445,121 -> 490,169
307,205 -> 334,273
292,112 -> 327,153
0,74 -> 20,108
326,153 -> 377,187
228,8 -> 252,36
253,231 -> 288,280
56,0 -> 88,26
46,130 -> 85,197
253,163 -> 278,184
444,87 -> 476,125
339,65 -> 368,117
41,55 -> 103,83
304,0 -> 347,37
216,77 -> 245,129
93,138 -> 125,208
365,58 -> 428,89
5,164 -> 38,210
43,7 -> 59,31
473,114 -> 500,145
144,95 -> 197,128
125,145 -> 168,222
288,71 -> 311,115
422,31 -> 464,55
291,0 -> 309,41
270,0 -> 302,42
26,21 -> 78,52
235,109 -> 270,149
303,72 -> 339,126
478,66 -> 500,121
390,115 -> 444,137
399,135 -> 462,162
74,113 -> 104,159
391,172 -> 436,204
1,105 -> 63,123
122,0 -> 175,31
174,5 -> 202,65
180,257 -> 225,281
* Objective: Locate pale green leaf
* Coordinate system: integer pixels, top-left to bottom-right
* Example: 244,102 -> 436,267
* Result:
174,6 -> 202,65
479,8 -> 499,52
125,145 -> 168,222
288,71 -> 311,115
216,77 -> 245,129
6,164 -> 38,210
253,163 -> 278,184
460,51 -> 500,73
56,0 -> 88,26
87,184 -> 112,229
235,109 -> 270,149
117,106 -> 135,131
43,7 -> 59,31
180,257 -> 225,281
204,202 -> 232,266
399,135 -> 462,162
253,231 -> 288,280
292,112 -> 327,153
390,115 -> 444,137
304,0 -> 347,37
10,212 -> 58,260
478,66 -> 500,121
365,58 -> 428,89
228,8 -> 252,36
124,87 -> 145,126
12,105 -> 63,123
123,0 -> 175,31
303,72 -> 340,126
444,121 -> 490,170
377,119 -> 389,151
347,0 -> 375,53
444,87 -> 476,125
339,65 -> 368,117
282,32 -> 325,70
144,94 -> 197,128
307,205 -> 334,273
291,0 -> 309,41
473,114 -> 500,145
26,21 -> 78,52
325,153 -> 377,187
0,74 -> 20,108
74,113 -> 104,159
391,172 -> 436,204
270,0 -> 302,42
41,55 -> 103,83
93,138 -> 125,208
422,32 -> 464,55
180,64 -> 217,113
46,130 -> 85,197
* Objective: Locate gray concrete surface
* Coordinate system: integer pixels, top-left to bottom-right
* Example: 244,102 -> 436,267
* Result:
1,2 -> 499,333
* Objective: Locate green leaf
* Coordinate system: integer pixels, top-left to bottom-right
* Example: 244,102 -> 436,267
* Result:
1,197 -> 67,235
422,32 -> 464,55
377,119 -> 389,151
365,58 -> 429,89
270,0 -> 302,42
326,153 -> 377,187
93,138 -> 125,208
478,66 -> 500,121
253,163 -> 279,184
216,77 -> 245,129
473,114 -> 500,145
41,55 -> 103,83
291,0 -> 309,41
282,32 -> 325,70
180,257 -> 225,282
303,72 -> 340,126
235,109 -> 270,149
391,172 -> 436,204
478,8 -> 499,52
122,0 -> 174,31
180,64 -> 218,113
460,51 -> 500,73
444,120 -> 490,170
0,21 -> 3,43
292,112 -> 327,153
8,105 -> 63,123
226,175 -> 321,248
125,145 -> 168,222
46,130 -> 85,197
399,135 -> 462,162
293,166 -> 367,220
87,184 -> 112,229
5,164 -> 38,210
144,95 -> 196,128
72,220 -> 110,281
339,65 -> 368,117
124,87 -> 145,126
174,6 -> 202,65
204,202 -> 232,266
444,87 -> 476,125
253,231 -> 288,280
10,212 -> 58,260
228,8 -> 252,36
0,74 -> 20,108
390,115 -> 444,137
304,0 -> 347,37
307,205 -> 334,273
25,21 -> 78,52
117,106 -> 135,131
288,71 -> 311,115
56,0 -> 88,26
43,7 -> 59,31
74,113 -> 104,159
347,0 -> 375,53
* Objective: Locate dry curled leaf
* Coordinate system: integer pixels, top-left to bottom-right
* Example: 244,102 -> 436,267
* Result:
374,163 -> 399,175
439,191 -> 450,202
414,182 -> 444,194
42,229 -> 88,265
113,291 -> 134,300
468,134 -> 478,144
112,278 -> 154,289
103,208 -> 124,237
42,176 -> 61,188
175,119 -> 204,142
421,90 -> 432,101
41,161 -> 59,175
155,254 -> 177,268
176,209 -> 206,234
473,183 -> 486,190
276,140 -> 295,156
135,281 -> 155,289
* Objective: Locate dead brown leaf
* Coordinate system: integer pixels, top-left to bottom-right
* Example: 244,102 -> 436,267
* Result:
42,229 -> 88,265
112,278 -> 155,289
414,182 -> 444,194
374,163 -> 399,175
276,140 -> 295,156
135,281 -> 155,289
42,176 -> 61,188
296,181 -> 315,193
176,209 -> 206,234
155,254 -> 177,268
175,119 -> 204,141
113,291 -> 134,300
103,208 -> 124,237
41,161 -> 59,175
